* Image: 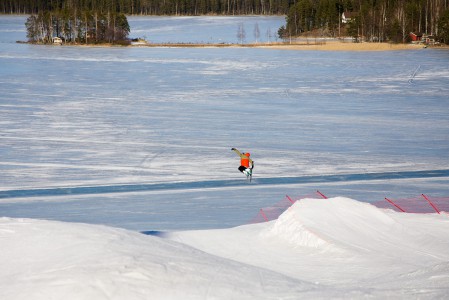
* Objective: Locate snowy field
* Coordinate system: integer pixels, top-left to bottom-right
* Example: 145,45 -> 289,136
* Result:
1,15 -> 449,299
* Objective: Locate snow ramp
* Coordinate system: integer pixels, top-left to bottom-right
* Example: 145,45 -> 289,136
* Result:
173,197 -> 449,278
257,197 -> 449,270
263,197 -> 400,253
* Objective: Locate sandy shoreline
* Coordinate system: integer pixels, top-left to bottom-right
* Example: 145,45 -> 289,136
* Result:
29,40 -> 444,51
260,41 -> 427,51
134,41 -> 433,51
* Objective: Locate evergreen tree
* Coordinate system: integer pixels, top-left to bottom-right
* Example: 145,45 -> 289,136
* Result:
438,8 -> 449,44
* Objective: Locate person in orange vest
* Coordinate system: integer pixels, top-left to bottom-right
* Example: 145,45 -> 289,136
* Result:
231,148 -> 254,177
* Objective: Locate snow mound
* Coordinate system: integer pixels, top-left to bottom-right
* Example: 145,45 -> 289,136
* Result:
264,197 -> 399,252
169,196 -> 449,298
0,217 -> 317,300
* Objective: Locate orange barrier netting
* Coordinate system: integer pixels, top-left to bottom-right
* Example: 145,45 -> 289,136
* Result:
249,191 -> 327,224
249,192 -> 449,224
372,194 -> 449,214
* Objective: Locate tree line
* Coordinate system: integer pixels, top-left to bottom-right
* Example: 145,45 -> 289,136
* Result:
1,0 -> 292,15
4,0 -> 449,44
283,0 -> 449,44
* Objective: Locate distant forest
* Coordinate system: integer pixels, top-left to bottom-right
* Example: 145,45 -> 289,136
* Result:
3,0 -> 449,44
0,0 -> 291,15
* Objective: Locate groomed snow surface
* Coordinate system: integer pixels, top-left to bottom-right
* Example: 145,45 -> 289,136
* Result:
2,197 -> 449,299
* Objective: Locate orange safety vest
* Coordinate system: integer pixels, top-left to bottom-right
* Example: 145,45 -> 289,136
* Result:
241,153 -> 250,168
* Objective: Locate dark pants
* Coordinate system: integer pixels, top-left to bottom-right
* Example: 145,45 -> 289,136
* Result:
238,165 -> 253,173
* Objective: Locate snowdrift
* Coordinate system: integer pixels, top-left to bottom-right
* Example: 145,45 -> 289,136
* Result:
0,218 -> 316,300
2,197 -> 449,299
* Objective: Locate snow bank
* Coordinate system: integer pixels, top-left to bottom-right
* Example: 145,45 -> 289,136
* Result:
0,217 -> 317,300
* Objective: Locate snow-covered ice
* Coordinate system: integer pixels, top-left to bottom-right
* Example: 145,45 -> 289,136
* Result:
1,15 -> 449,299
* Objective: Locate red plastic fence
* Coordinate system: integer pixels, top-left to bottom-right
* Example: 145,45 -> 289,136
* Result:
373,194 -> 449,214
249,192 -> 449,224
249,190 -> 327,224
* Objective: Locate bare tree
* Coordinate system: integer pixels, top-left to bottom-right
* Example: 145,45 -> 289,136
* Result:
237,22 -> 246,44
254,22 -> 260,43
266,27 -> 272,43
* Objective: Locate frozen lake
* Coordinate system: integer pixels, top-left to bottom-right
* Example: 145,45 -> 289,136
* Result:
1,16 -> 449,230
128,15 -> 284,43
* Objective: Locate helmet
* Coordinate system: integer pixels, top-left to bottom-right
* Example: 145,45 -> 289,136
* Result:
245,153 -> 250,157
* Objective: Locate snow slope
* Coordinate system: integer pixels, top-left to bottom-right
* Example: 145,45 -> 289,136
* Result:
2,197 -> 449,299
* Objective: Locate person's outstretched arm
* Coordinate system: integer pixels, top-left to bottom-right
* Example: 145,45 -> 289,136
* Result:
231,148 -> 243,158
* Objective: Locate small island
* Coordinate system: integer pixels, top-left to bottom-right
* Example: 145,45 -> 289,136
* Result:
25,10 -> 130,45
